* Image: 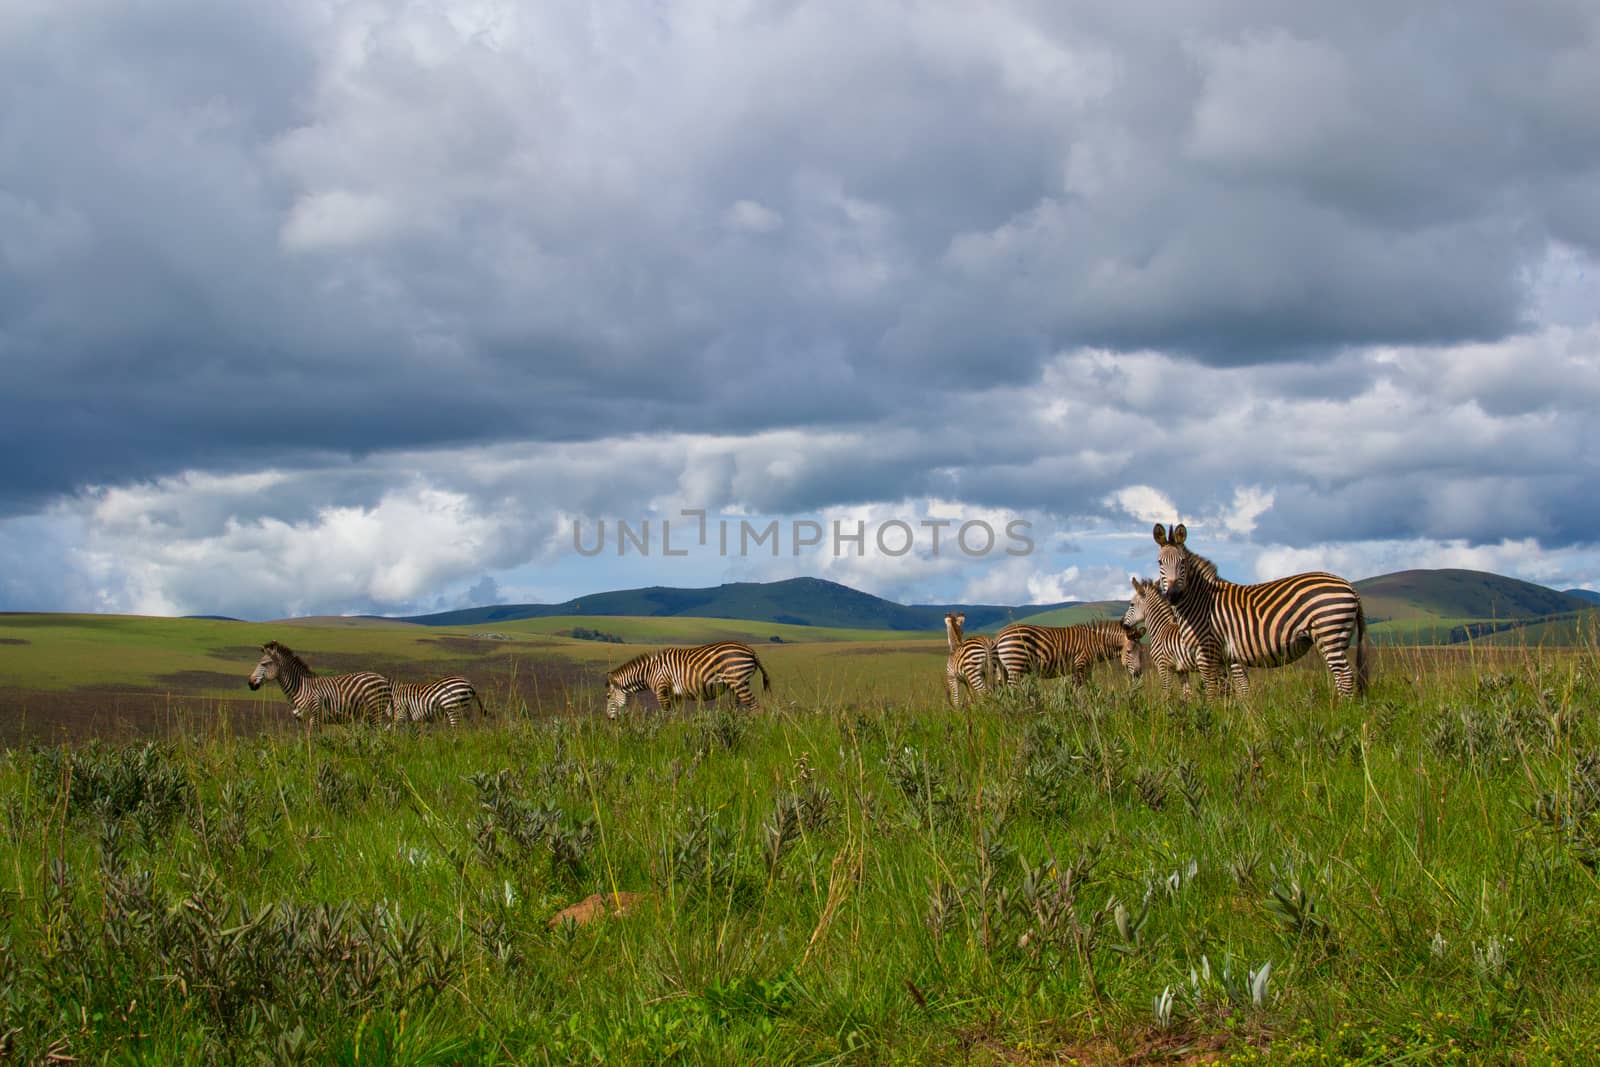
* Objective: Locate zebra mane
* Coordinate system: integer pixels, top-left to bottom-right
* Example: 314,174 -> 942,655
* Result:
1182,549 -> 1221,585
263,640 -> 314,676
606,651 -> 655,681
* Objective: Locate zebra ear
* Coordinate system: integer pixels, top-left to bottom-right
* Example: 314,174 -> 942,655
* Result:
1173,523 -> 1187,546
1152,523 -> 1167,545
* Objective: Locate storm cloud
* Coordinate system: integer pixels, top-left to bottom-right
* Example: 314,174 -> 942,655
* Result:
3,0 -> 1599,615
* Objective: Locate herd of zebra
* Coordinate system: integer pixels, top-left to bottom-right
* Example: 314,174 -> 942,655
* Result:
946,523 -> 1369,706
245,523 -> 1371,726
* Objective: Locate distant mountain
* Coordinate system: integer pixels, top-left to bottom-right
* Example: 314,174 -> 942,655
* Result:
1354,569 -> 1594,623
400,576 -> 1071,632
396,569 -> 1599,643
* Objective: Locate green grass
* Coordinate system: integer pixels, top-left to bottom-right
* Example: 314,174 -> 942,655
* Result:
486,615 -> 929,645
6,640 -> 1600,1063
0,613 -> 931,704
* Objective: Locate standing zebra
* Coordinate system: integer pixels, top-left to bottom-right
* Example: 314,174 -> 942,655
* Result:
604,641 -> 771,718
993,620 -> 1143,688
1152,523 -> 1369,697
247,641 -> 392,727
944,612 -> 998,708
1123,577 -> 1247,699
390,675 -> 485,728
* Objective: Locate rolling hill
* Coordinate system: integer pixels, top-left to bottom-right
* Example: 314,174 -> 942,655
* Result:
401,576 -> 1071,632
1354,569 -> 1593,622
395,568 -> 1600,647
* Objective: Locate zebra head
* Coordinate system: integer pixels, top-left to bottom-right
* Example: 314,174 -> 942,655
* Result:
1152,523 -> 1190,600
248,643 -> 281,690
1120,625 -> 1144,678
944,612 -> 966,652
1122,577 -> 1151,632
604,679 -> 627,719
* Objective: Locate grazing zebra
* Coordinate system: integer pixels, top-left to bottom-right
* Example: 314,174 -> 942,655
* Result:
944,612 -> 998,708
1153,523 -> 1369,697
246,641 -> 392,727
993,620 -> 1143,688
1120,631 -> 1145,681
1123,576 -> 1247,699
390,675 -> 485,727
604,641 -> 771,718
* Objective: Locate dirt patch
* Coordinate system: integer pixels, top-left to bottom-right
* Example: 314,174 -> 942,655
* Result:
0,687 -> 293,747
418,636 -> 521,656
0,652 -> 599,745
548,891 -> 649,929
0,637 -> 29,646
155,670 -> 250,691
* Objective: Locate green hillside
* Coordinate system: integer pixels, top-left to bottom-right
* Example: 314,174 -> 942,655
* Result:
400,577 -> 1070,632
1354,569 -> 1592,623
1007,600 -> 1129,628
480,615 -> 925,645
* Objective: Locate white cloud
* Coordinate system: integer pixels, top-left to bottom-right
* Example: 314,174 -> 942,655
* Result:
1105,485 -> 1180,526
724,199 -> 783,234
280,189 -> 404,251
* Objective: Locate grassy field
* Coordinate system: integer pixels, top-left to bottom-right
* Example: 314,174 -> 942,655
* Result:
0,613 -> 942,745
5,625 -> 1600,1063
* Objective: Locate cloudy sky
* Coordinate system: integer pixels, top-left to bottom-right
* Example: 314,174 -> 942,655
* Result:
4,0 -> 1599,620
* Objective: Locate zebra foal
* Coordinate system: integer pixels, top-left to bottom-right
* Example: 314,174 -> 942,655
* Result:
944,612 -> 998,708
1122,576 -> 1247,699
390,675 -> 485,727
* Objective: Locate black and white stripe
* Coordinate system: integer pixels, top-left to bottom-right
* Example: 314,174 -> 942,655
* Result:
247,641 -> 392,727
604,641 -> 771,718
993,619 -> 1143,688
944,612 -> 998,708
390,675 -> 484,727
1122,576 -> 1246,698
1153,523 -> 1370,698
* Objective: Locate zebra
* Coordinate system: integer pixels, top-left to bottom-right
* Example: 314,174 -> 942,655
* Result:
603,641 -> 771,718
944,612 -> 999,708
390,675 -> 485,727
1123,576 -> 1247,699
246,641 -> 392,727
993,619 -> 1143,688
1153,522 -> 1370,698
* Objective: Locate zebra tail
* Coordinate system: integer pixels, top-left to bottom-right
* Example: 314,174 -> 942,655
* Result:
757,659 -> 772,693
1355,603 -> 1372,695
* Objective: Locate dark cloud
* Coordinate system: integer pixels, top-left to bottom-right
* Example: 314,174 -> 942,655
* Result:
3,2 -> 1600,613
4,1 -> 1599,516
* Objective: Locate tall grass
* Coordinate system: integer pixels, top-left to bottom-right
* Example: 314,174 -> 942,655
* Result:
4,644 -> 1600,1064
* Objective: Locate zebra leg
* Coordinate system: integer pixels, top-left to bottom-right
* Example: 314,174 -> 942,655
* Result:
1227,662 -> 1251,697
1313,623 -> 1358,697
946,666 -> 962,709
1195,649 -> 1226,699
729,678 -> 758,710
654,683 -> 675,713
